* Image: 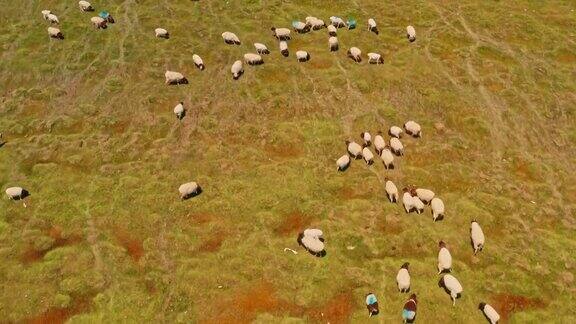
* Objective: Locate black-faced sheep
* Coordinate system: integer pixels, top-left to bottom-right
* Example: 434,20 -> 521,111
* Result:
439,274 -> 463,306
244,53 -> 264,65
478,303 -> 500,324
346,141 -> 362,159
407,26 -> 416,42
222,31 -> 241,45
329,36 -> 338,52
336,154 -> 350,171
470,220 -> 485,254
396,262 -> 411,293
296,50 -> 310,62
437,240 -> 452,274
254,43 -> 270,55
231,60 -> 244,80
368,53 -> 384,64
155,28 -> 169,38
368,18 -> 379,34
192,54 -> 205,70
347,47 -> 362,63
179,182 -> 202,200
385,179 -> 399,203
47,27 -> 64,39
165,71 -> 188,85
271,27 -> 291,40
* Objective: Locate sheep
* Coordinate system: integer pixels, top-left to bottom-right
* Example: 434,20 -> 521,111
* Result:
91,16 -> 107,29
327,24 -> 337,36
222,31 -> 241,45
47,27 -> 64,40
390,137 -> 404,156
47,13 -> 59,24
330,16 -> 346,28
478,303 -> 500,324
407,25 -> 416,42
402,189 -> 415,213
79,1 -> 93,11
165,71 -> 188,85
365,293 -> 379,317
367,53 -> 384,64
402,294 -> 418,323
306,18 -> 326,30
412,196 -> 425,214
362,147 -> 374,165
305,16 -> 317,24
361,132 -> 372,146
279,41 -> 289,57
437,240 -> 452,274
231,60 -> 244,80
396,262 -> 411,293
296,50 -> 310,62
431,197 -> 445,221
155,28 -> 169,38
42,10 -> 52,20
336,155 -> 350,171
303,228 -> 323,240
244,53 -> 264,65
368,18 -> 379,34
346,141 -> 362,159
5,187 -> 29,200
439,274 -> 463,306
192,54 -> 205,70
179,182 -> 201,200
374,132 -> 385,155
297,231 -> 326,257
415,188 -> 435,204
385,179 -> 399,203
174,102 -> 185,120
380,148 -> 395,170
404,120 -> 422,137
293,21 -> 310,33
347,47 -> 362,63
271,27 -> 291,40
254,43 -> 270,55
389,125 -> 403,138
329,36 -> 339,52
470,221 -> 485,254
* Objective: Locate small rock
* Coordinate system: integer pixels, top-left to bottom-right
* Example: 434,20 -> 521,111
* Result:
346,246 -> 355,250
434,122 -> 445,132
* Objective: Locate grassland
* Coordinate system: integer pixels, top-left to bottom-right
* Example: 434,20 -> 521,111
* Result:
1,0 -> 575,323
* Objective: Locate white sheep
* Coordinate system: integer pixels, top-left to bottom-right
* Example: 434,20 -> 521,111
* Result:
347,47 -> 362,63
254,43 -> 270,55
165,71 -> 188,85
5,187 -> 29,200
328,36 -> 338,52
404,120 -> 422,137
360,132 -> 371,146
412,196 -> 425,214
437,241 -> 452,274
478,303 -> 500,324
362,147 -> 374,165
367,53 -> 384,64
415,188 -> 435,204
385,179 -> 399,203
79,1 -> 93,11
192,54 -> 205,70
293,21 -> 310,33
222,31 -> 241,45
330,16 -> 346,28
368,18 -> 378,34
346,141 -> 362,159
303,228 -> 323,239
327,24 -> 337,36
389,125 -> 403,138
155,28 -> 169,38
173,102 -> 185,120
244,53 -> 264,65
271,27 -> 291,40
47,27 -> 64,39
373,132 -> 385,155
336,154 -> 350,171
389,137 -> 404,156
297,230 -> 326,257
42,10 -> 52,20
307,18 -> 326,30
407,25 -> 416,42
91,16 -> 107,29
431,197 -> 445,221
396,262 -> 411,293
439,274 -> 463,306
402,190 -> 415,213
470,221 -> 485,254
380,148 -> 395,170
305,16 -> 317,24
279,41 -> 289,57
179,182 -> 201,200
296,50 -> 310,62
231,60 -> 244,80
47,13 -> 59,24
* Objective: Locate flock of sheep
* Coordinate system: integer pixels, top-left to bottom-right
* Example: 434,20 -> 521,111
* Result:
2,2 -> 501,323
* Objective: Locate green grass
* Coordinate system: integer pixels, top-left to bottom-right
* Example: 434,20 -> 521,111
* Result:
1,0 -> 575,323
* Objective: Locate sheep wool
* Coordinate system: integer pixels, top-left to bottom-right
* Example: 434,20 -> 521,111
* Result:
279,41 -> 289,57
5,187 -> 25,200
271,27 -> 291,40
368,18 -> 378,34
174,102 -> 185,120
42,10 -> 52,20
385,180 -> 399,203
347,47 -> 362,63
155,28 -> 169,38
404,120 -> 422,137
231,60 -> 244,80
374,133 -> 385,154
390,137 -> 404,156
336,154 -> 350,171
244,53 -> 264,65
293,21 -> 309,33
361,132 -> 372,146
179,182 -> 201,200
440,274 -> 463,306
362,147 -> 374,165
47,27 -> 64,39
327,24 -> 337,36
407,25 -> 416,42
91,16 -> 107,29
192,54 -> 205,70
415,188 -> 435,204
222,31 -> 241,45
471,221 -> 485,254
402,191 -> 414,213
79,1 -> 93,11
329,36 -> 339,52
381,148 -> 394,170
412,196 -> 425,214
296,50 -> 310,62
254,43 -> 270,55
300,235 -> 325,253
308,18 -> 326,30
431,197 -> 445,221
330,16 -> 346,28
165,71 -> 188,85
346,141 -> 362,159
479,303 -> 500,324
367,53 -> 384,64
437,241 -> 452,274
303,228 -> 323,239
396,263 -> 411,293
389,125 -> 403,138
47,13 -> 59,24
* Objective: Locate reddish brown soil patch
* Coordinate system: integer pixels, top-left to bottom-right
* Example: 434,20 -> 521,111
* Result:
197,235 -> 225,253
337,187 -> 371,200
114,228 -> 144,262
21,227 -> 82,264
274,212 -> 312,236
24,295 -> 92,324
189,213 -> 216,225
492,293 -> 547,321
265,144 -> 303,159
555,50 -> 576,63
377,218 -> 405,235
307,292 -> 355,324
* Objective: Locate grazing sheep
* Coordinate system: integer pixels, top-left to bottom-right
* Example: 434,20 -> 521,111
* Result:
478,303 -> 500,324
402,294 -> 418,323
415,188 -> 435,204
407,25 -> 416,42
362,147 -> 374,165
431,197 -> 445,221
390,137 -> 404,156
413,196 -> 425,214
368,18 -> 379,34
305,16 -> 317,24
271,27 -> 291,40
279,41 -> 289,57
47,13 -> 59,24
367,53 -> 384,64
174,102 -> 185,120
5,187 -> 29,200
192,54 -> 205,70
329,36 -> 339,52
303,228 -> 323,240
79,1 -> 93,11
296,50 -> 310,62
297,231 -> 326,257
402,189 -> 415,213
91,16 -> 107,29
330,16 -> 346,28
396,262 -> 411,293
165,71 -> 188,85
47,27 -> 64,39
381,148 -> 395,170
254,43 -> 270,55
347,47 -> 362,63
42,10 -> 52,20
244,53 -> 264,65
437,240 -> 452,274
222,31 -> 241,45
155,28 -> 169,38
179,182 -> 201,200
327,24 -> 337,36
346,141 -> 362,159
404,120 -> 422,137
307,18 -> 326,30
385,179 -> 399,203
231,60 -> 244,80
389,125 -> 403,138
336,155 -> 351,171
439,274 -> 463,306
293,21 -> 310,33
361,132 -> 372,146
374,132 -> 385,155
470,221 -> 485,254
365,293 -> 379,317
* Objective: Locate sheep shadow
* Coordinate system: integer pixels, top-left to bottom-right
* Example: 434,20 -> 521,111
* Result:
181,186 -> 202,200
438,277 -> 461,301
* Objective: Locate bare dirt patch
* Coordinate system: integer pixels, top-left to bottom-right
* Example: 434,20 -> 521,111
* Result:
114,228 -> 144,262
23,295 -> 92,324
197,235 -> 225,253
274,212 -> 312,236
265,144 -> 303,159
21,227 -> 82,264
492,293 -> 547,321
307,292 -> 355,324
